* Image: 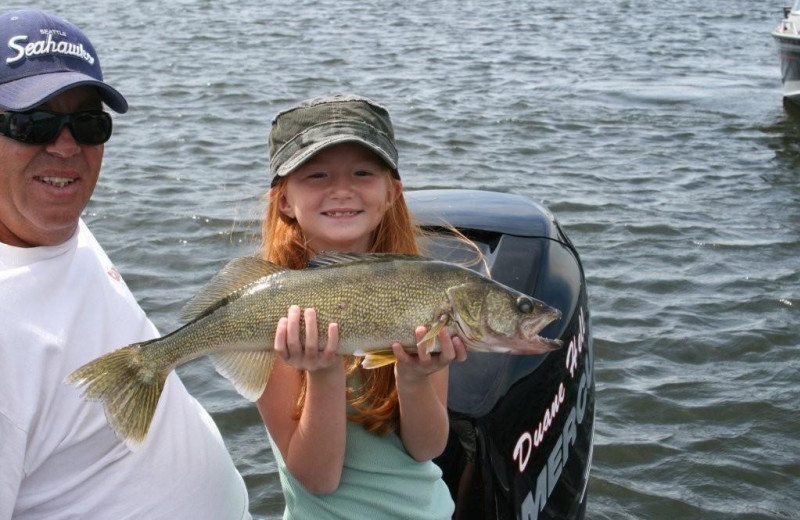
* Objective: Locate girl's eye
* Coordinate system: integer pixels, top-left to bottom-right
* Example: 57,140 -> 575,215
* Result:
354,170 -> 374,177
306,171 -> 327,179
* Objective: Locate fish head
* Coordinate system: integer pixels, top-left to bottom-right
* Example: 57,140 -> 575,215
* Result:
447,281 -> 563,354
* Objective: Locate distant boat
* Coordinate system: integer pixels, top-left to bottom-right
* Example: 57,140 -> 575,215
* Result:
773,2 -> 800,100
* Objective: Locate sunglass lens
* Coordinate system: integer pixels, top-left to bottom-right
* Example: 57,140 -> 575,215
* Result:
73,113 -> 112,145
27,113 -> 63,143
5,112 -> 58,144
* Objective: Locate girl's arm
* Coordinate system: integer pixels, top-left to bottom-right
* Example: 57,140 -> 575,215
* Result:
257,306 -> 347,494
392,327 -> 467,461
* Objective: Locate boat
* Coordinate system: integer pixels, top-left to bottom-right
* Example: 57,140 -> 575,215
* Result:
406,189 -> 594,520
772,2 -> 800,100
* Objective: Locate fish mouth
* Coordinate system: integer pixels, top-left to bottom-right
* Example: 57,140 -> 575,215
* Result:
509,335 -> 563,353
515,311 -> 563,353
526,309 -> 561,334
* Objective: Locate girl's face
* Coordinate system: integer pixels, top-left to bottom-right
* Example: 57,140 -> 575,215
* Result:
279,142 -> 399,253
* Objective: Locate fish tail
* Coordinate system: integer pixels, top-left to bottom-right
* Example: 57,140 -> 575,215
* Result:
65,343 -> 164,446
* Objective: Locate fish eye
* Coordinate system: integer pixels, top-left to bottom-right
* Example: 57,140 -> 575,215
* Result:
516,296 -> 534,314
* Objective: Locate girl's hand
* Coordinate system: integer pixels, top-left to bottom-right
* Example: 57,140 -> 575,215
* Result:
274,305 -> 340,373
392,326 -> 467,384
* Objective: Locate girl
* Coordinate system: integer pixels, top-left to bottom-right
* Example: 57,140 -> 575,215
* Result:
256,94 -> 467,519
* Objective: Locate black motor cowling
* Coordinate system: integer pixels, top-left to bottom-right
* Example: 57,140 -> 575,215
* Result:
407,189 -> 594,520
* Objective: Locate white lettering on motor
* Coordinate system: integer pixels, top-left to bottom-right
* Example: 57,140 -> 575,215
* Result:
566,308 -> 586,378
513,432 -> 533,473
513,382 -> 566,473
520,374 -> 587,519
519,306 -> 593,520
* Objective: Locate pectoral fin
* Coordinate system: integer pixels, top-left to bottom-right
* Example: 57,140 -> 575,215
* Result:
211,350 -> 276,401
416,314 -> 450,354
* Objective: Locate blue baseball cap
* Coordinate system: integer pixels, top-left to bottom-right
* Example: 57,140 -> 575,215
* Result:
0,10 -> 127,113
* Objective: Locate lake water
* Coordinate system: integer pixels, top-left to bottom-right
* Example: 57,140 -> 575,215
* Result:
9,0 -> 798,518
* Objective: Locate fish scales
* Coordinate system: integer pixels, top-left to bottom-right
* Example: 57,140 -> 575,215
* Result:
153,260 -> 458,358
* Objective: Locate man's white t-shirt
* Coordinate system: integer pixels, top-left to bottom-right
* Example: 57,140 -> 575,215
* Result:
0,220 -> 250,520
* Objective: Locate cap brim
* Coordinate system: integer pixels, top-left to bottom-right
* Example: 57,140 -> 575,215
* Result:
0,71 -> 128,113
274,135 -> 398,180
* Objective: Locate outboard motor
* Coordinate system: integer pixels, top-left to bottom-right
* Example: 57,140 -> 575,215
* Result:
407,189 -> 594,520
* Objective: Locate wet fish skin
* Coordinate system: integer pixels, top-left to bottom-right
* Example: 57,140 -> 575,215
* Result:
66,253 -> 562,445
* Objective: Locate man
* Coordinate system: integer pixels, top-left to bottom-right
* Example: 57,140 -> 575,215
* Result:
0,10 -> 251,519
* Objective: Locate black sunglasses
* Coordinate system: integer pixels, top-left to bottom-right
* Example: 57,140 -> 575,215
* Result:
0,109 -> 113,145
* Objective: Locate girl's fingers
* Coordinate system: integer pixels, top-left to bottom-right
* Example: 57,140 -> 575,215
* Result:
391,341 -> 412,363
452,335 -> 468,362
417,341 -> 433,363
320,322 -> 339,364
303,307 -> 319,363
274,317 -> 288,359
273,305 -> 342,372
435,327 -> 456,364
399,325 -> 467,373
413,326 -> 427,344
285,305 -> 302,359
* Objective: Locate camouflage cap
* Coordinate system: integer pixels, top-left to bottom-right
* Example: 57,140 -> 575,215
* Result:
269,94 -> 399,185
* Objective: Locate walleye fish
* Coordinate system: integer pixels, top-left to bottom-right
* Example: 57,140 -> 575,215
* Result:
66,253 -> 562,444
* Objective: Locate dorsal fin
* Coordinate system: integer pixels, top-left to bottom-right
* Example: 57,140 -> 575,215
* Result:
181,256 -> 286,321
308,252 -> 428,268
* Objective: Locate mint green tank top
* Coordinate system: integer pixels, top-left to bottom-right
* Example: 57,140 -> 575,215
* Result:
269,414 -> 455,519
